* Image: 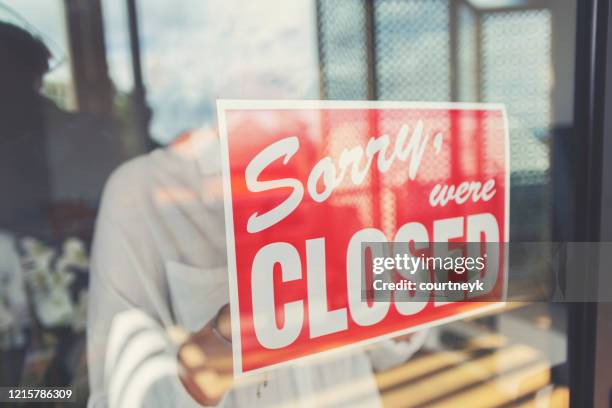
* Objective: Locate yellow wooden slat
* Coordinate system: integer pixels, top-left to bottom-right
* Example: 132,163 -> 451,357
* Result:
428,363 -> 551,408
377,350 -> 475,391
516,387 -> 569,408
376,334 -> 507,391
380,345 -> 542,408
462,301 -> 530,321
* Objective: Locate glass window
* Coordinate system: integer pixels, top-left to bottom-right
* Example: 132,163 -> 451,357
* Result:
0,1 -> 591,406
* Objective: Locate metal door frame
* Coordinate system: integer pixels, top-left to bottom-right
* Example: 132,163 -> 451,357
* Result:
567,0 -> 612,406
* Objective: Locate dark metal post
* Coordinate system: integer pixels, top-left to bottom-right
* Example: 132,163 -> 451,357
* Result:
126,0 -> 151,149
364,0 -> 378,101
449,0 -> 459,102
64,0 -> 113,116
567,0 -> 612,406
315,0 -> 326,100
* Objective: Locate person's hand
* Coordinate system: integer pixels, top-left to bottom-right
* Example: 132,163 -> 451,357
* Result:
178,304 -> 234,406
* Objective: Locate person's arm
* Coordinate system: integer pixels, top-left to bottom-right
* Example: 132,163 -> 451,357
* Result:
87,159 -> 233,407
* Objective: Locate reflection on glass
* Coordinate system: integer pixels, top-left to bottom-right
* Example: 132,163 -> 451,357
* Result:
0,0 -> 578,406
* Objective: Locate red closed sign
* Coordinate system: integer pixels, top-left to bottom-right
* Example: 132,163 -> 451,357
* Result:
217,100 -> 509,376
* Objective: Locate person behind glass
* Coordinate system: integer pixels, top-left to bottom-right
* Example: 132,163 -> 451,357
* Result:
0,21 -> 53,238
88,114 -> 429,407
0,22 -> 116,391
0,21 -> 120,239
0,21 -> 54,389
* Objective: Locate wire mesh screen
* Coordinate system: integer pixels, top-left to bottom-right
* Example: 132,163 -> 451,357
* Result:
341,0 -> 452,237
316,0 -> 554,240
457,2 -> 478,102
374,0 -> 450,100
317,0 -> 369,99
481,9 -> 552,240
481,10 -> 552,186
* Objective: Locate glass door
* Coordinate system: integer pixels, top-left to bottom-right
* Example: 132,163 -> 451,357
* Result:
2,0 -> 610,406
316,1 -> 584,406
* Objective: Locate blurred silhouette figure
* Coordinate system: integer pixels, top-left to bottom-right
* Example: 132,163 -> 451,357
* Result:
0,21 -> 122,242
0,21 -> 121,390
0,21 -> 52,238
0,22 -> 56,390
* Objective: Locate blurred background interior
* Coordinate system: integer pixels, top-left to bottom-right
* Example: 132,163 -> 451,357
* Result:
0,0 -> 579,406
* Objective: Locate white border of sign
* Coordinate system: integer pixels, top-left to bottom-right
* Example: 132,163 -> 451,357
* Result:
216,99 -> 510,377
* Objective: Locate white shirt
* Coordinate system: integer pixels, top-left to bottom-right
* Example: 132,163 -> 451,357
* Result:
87,131 -> 427,408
